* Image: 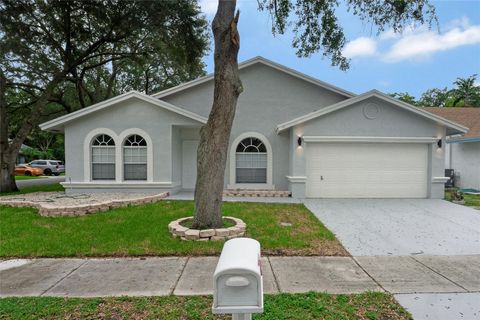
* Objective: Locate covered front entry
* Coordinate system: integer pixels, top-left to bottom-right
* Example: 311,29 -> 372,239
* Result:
182,140 -> 199,190
305,142 -> 429,198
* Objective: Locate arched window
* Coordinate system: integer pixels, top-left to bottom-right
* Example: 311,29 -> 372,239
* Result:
235,137 -> 267,183
91,134 -> 115,180
123,134 -> 147,180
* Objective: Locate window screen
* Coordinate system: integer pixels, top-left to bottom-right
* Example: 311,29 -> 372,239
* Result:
123,134 -> 147,180
91,134 -> 115,180
235,137 -> 267,184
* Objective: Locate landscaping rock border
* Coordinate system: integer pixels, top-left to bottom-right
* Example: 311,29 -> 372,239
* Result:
0,192 -> 169,217
223,190 -> 291,197
168,216 -> 246,241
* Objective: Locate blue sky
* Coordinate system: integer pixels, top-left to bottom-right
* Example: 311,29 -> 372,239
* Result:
199,0 -> 480,98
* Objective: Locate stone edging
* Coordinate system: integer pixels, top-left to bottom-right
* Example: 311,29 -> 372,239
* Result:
223,190 -> 291,197
0,192 -> 169,217
168,216 -> 246,241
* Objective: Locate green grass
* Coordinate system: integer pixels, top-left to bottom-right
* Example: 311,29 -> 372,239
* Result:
15,175 -> 47,181
445,189 -> 480,208
0,183 -> 64,196
0,292 -> 411,320
0,200 -> 347,258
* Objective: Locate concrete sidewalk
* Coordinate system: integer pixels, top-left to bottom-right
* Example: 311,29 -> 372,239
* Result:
1,255 -> 479,297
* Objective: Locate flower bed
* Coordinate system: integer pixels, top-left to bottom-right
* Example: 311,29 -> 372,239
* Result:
168,216 -> 246,241
0,192 -> 169,217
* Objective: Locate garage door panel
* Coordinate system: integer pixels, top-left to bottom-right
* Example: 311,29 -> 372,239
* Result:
306,143 -> 428,198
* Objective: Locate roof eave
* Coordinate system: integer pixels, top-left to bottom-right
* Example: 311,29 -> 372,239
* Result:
151,56 -> 355,99
39,91 -> 207,131
447,136 -> 480,143
276,90 -> 469,134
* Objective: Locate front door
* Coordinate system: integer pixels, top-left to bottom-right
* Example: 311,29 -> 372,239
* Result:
182,140 -> 199,190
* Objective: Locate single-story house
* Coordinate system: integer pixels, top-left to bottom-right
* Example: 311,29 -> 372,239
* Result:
40,56 -> 469,199
12,142 -> 30,164
424,107 -> 480,190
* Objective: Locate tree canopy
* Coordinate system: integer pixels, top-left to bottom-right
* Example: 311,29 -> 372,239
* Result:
390,74 -> 480,107
258,0 -> 437,70
0,0 -> 209,192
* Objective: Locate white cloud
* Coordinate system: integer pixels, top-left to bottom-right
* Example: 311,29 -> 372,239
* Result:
343,17 -> 480,63
446,16 -> 471,30
379,28 -> 399,41
383,22 -> 480,62
342,37 -> 377,58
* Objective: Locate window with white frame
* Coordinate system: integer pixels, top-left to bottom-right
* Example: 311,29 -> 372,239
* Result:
235,137 -> 267,183
123,134 -> 147,180
91,134 -> 115,180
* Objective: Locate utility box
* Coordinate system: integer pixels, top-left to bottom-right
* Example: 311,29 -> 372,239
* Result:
212,238 -> 263,318
445,169 -> 455,188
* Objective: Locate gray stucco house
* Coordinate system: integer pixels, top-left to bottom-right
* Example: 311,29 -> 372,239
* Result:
40,57 -> 468,199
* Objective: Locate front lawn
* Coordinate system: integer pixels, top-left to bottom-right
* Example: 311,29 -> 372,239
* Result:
0,292 -> 411,320
0,200 -> 347,257
0,183 -> 64,196
445,190 -> 480,208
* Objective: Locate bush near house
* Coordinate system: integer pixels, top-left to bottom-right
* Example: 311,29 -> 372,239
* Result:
445,189 -> 480,208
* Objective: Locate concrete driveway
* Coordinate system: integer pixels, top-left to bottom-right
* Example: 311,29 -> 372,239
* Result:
304,199 -> 480,256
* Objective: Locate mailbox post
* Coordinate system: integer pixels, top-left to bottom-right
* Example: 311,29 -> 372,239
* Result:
212,238 -> 263,320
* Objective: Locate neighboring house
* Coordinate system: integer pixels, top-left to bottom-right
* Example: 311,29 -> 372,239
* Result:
424,107 -> 480,190
16,143 -> 30,164
40,57 -> 468,199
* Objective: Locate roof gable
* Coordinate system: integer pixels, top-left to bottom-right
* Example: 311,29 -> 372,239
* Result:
40,91 -> 207,131
276,90 -> 469,134
151,56 -> 355,99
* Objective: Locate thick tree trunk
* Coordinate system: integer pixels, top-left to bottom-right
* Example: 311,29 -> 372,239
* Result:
0,72 -> 62,193
193,0 -> 242,229
0,71 -> 18,193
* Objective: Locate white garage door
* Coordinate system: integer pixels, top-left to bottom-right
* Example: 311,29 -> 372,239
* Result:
306,143 -> 428,198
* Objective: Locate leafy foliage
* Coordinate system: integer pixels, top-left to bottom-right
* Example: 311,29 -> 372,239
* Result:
257,0 -> 437,70
419,88 -> 451,107
20,147 -> 54,163
389,92 -> 418,105
0,0 -> 209,192
389,74 -> 480,107
452,75 -> 480,107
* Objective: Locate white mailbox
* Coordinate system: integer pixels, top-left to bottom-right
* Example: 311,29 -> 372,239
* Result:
212,238 -> 263,318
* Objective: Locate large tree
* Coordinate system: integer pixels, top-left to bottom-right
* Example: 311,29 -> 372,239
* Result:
419,88 -> 451,107
0,0 -> 208,192
388,75 -> 480,108
193,0 -> 437,228
452,74 -> 480,107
